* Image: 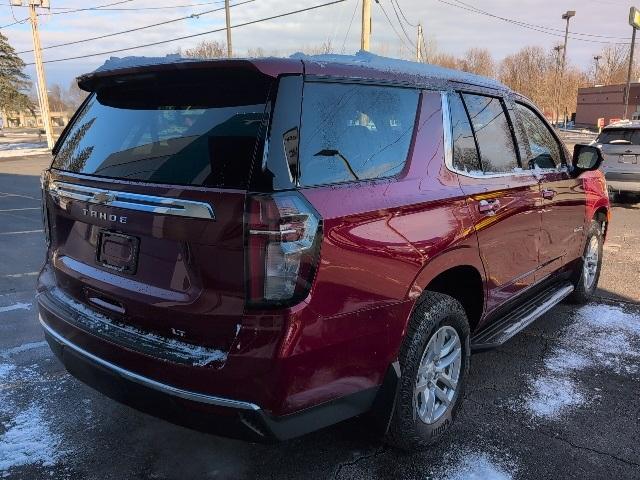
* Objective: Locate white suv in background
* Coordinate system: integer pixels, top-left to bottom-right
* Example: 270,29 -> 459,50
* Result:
595,120 -> 640,201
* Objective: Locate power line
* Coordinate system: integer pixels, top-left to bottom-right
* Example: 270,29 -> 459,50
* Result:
375,0 -> 414,52
388,0 -> 416,47
341,0 -> 360,53
0,0 -> 135,29
16,0 -> 254,55
439,0 -> 630,44
25,0 -> 347,65
392,0 -> 418,28
451,0 -> 627,40
2,1 -> 227,10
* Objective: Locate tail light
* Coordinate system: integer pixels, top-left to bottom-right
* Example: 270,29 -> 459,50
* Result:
40,171 -> 51,248
245,192 -> 321,308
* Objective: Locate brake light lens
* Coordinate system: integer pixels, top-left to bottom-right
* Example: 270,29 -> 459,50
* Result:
245,192 -> 321,308
40,171 -> 51,248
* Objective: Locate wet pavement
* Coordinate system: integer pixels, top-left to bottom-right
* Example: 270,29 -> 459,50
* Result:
0,154 -> 638,479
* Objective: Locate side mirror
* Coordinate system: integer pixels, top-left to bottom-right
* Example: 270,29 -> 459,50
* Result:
571,144 -> 604,176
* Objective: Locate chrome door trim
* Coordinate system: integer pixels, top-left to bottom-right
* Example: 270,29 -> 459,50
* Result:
49,181 -> 215,220
439,91 -> 538,180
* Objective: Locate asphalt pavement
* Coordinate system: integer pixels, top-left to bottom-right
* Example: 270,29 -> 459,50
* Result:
0,151 -> 639,480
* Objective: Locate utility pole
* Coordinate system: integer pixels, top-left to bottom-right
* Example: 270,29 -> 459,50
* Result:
224,0 -> 232,58
361,0 -> 371,51
593,55 -> 602,84
14,0 -> 54,149
624,7 -> 640,120
416,23 -> 424,62
559,10 -> 575,128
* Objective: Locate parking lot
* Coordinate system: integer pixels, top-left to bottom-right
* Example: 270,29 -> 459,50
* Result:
0,141 -> 639,479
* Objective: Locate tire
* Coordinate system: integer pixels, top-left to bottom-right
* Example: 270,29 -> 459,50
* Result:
385,291 -> 470,450
567,220 -> 604,304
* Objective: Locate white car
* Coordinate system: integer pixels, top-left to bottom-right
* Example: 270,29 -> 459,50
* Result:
595,121 -> 640,200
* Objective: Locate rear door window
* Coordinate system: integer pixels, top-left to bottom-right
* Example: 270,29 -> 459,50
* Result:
298,82 -> 420,187
462,93 -> 519,174
52,71 -> 272,189
449,92 -> 481,173
515,103 -> 563,169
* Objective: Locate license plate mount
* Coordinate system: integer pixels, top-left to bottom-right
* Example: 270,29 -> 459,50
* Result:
620,154 -> 637,164
97,231 -> 139,274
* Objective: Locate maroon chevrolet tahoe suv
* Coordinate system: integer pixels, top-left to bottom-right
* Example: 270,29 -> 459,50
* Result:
37,53 -> 610,449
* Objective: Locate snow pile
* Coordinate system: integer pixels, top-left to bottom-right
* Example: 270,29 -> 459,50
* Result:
0,142 -> 49,158
0,351 -> 65,476
0,302 -> 32,314
0,404 -> 63,474
433,451 -> 516,480
0,363 -> 15,380
519,303 -> 640,420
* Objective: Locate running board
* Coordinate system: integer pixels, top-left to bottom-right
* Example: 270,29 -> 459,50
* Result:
471,282 -> 574,351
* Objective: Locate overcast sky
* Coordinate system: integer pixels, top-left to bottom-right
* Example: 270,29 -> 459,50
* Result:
1,0 -> 638,88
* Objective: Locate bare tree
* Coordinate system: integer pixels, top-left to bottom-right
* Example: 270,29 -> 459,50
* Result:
182,40 -> 227,59
67,80 -> 88,110
458,48 -> 495,77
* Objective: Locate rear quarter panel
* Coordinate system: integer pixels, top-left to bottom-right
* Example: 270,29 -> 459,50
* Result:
274,91 -> 483,412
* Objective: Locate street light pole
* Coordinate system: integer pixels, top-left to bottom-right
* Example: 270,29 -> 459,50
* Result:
559,10 -> 575,128
624,7 -> 640,120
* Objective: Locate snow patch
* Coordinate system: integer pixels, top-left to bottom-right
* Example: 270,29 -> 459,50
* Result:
50,288 -> 227,366
1,341 -> 48,359
434,451 -> 516,480
519,303 -> 640,420
0,303 -> 32,314
0,363 -> 15,380
0,142 -> 49,158
0,404 -> 63,474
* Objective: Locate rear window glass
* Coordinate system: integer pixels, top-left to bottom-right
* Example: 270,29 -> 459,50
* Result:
298,82 -> 419,187
53,74 -> 271,189
597,128 -> 640,145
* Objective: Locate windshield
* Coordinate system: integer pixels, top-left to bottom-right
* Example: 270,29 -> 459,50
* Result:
52,74 -> 271,189
597,128 -> 640,145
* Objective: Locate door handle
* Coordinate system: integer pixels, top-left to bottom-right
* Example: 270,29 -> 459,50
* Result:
478,199 -> 500,214
542,189 -> 557,200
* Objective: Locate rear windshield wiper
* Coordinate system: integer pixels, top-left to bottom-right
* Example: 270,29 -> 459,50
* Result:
314,149 -> 360,181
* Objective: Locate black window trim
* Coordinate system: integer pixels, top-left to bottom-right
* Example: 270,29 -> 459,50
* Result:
513,100 -> 568,168
296,78 -> 423,189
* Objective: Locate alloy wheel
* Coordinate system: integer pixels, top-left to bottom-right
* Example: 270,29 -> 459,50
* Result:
414,326 -> 462,424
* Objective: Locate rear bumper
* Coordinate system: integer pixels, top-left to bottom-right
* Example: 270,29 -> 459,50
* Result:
38,290 -> 381,442
605,172 -> 640,193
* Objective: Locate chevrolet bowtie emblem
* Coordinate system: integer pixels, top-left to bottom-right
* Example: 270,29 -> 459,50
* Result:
92,192 -> 115,204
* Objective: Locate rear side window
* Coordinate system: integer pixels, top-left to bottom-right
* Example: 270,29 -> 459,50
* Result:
53,71 -> 271,189
462,93 -> 519,174
515,103 -> 563,169
298,82 -> 419,187
449,93 -> 481,173
597,128 -> 640,145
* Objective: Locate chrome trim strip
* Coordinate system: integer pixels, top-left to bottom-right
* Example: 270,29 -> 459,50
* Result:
440,91 -> 454,172
40,315 -> 260,411
50,181 -> 215,220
